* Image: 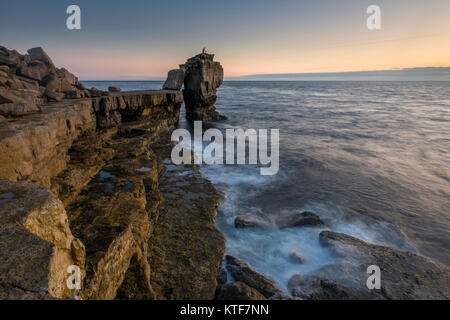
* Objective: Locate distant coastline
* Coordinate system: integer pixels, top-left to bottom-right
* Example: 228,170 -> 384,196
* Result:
227,67 -> 450,81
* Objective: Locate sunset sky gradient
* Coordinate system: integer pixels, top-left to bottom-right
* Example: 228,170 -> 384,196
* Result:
1,0 -> 449,79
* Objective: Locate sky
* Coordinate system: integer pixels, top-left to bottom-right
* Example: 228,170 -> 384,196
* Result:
1,0 -> 450,80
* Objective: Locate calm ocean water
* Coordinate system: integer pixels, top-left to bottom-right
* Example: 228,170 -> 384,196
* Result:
83,80 -> 450,289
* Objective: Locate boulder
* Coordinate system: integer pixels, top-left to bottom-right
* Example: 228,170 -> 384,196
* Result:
289,252 -> 305,264
288,231 -> 450,300
216,282 -> 266,300
0,46 -> 20,67
235,215 -> 272,229
18,60 -> 50,81
163,69 -> 185,90
108,86 -> 121,92
276,211 -> 325,229
225,255 -> 285,298
56,68 -> 77,85
27,47 -> 55,68
0,89 -> 39,116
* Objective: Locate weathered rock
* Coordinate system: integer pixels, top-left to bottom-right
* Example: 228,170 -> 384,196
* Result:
163,68 -> 185,90
182,53 -> 225,121
44,89 -> 64,102
288,231 -> 450,300
235,215 -> 272,229
0,89 -> 39,116
216,282 -> 266,300
289,252 -> 305,264
27,47 -> 55,68
0,46 -> 20,67
18,60 -> 50,81
276,211 -> 325,229
225,255 -> 285,298
0,179 -> 85,299
0,65 -> 10,73
108,86 -> 121,92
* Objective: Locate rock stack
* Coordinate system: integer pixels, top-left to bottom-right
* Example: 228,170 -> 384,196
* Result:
163,53 -> 226,121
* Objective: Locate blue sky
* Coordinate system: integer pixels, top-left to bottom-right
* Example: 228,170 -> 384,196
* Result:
1,0 -> 449,79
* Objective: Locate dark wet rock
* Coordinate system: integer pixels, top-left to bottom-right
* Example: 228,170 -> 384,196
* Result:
288,231 -> 450,300
216,282 -> 266,300
276,211 -> 325,229
108,86 -> 121,92
235,215 -> 272,229
217,266 -> 228,286
225,255 -> 285,299
163,68 -> 185,90
288,274 -> 351,300
289,252 -> 305,264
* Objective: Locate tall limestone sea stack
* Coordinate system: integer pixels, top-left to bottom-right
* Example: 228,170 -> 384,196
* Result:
163,53 -> 226,121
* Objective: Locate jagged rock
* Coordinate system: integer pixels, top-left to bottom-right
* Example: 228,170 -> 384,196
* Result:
0,89 -> 39,116
288,231 -> 450,300
276,211 -> 325,229
0,46 -> 20,67
27,47 -> 55,68
182,53 -> 225,121
225,255 -> 285,298
163,69 -> 185,90
0,179 -> 85,299
108,86 -> 121,92
18,60 -> 50,81
235,215 -> 272,229
289,252 -> 305,264
56,68 -> 77,85
44,88 -> 64,102
216,282 -> 266,300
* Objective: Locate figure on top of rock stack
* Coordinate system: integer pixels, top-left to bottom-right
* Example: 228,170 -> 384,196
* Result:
163,52 -> 226,121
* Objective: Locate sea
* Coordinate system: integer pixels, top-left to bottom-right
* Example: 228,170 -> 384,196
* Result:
83,80 -> 450,291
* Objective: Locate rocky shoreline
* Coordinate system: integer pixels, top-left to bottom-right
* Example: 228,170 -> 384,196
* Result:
1,45 -> 449,300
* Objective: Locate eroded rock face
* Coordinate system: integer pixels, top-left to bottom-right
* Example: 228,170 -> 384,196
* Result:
162,53 -> 225,121
183,53 -> 225,121
288,231 -> 450,300
163,68 -> 185,91
0,179 -> 85,300
225,255 -> 285,299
